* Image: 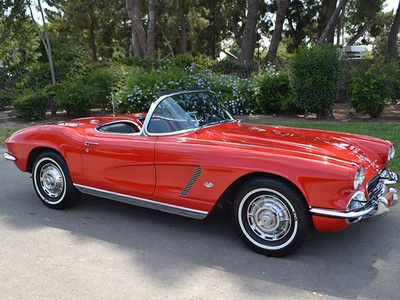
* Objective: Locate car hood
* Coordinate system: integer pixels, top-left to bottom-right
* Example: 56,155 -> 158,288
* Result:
192,122 -> 389,171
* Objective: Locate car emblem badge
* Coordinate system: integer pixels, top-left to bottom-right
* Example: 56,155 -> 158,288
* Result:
203,181 -> 214,188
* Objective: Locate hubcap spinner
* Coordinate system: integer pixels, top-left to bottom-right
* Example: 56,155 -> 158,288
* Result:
247,195 -> 292,241
39,163 -> 64,199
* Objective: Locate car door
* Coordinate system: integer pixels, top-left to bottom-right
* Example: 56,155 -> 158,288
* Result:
153,134 -> 241,214
82,121 -> 156,198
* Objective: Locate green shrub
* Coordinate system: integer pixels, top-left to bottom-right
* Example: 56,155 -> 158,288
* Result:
114,66 -> 194,113
14,90 -> 48,119
164,54 -> 200,69
15,62 -> 73,91
0,90 -> 17,110
55,80 -> 94,116
114,65 -> 253,115
0,65 -> 23,90
208,74 -> 253,115
253,70 -> 293,114
349,60 -> 399,118
84,67 -> 118,110
64,61 -> 112,80
211,59 -> 240,74
291,45 -> 342,117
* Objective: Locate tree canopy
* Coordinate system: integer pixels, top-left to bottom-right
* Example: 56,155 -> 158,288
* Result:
0,0 -> 399,73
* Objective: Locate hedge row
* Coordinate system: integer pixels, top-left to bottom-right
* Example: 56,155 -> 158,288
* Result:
3,46 -> 399,119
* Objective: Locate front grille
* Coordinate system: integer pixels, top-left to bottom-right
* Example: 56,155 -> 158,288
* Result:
367,174 -> 379,194
367,171 -> 386,201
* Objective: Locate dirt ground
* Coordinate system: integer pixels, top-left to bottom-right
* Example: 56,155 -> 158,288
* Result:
1,103 -> 400,129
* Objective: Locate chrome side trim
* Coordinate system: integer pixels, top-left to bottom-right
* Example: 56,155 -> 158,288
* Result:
73,184 -> 208,219
3,153 -> 16,161
310,206 -> 376,219
180,166 -> 202,196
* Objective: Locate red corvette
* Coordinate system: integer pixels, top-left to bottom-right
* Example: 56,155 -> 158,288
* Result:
4,90 -> 398,256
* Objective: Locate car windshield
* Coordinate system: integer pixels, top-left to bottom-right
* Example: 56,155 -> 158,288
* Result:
146,91 -> 234,134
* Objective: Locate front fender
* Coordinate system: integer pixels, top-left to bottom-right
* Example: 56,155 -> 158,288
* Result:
5,125 -> 84,181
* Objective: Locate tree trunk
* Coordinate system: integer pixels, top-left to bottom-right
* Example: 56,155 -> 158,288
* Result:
266,0 -> 289,63
240,0 -> 260,71
134,32 -> 145,57
336,8 -> 345,45
347,24 -> 368,45
146,0 -> 156,58
125,0 -> 145,58
324,0 -> 337,44
30,0 -> 57,114
221,49 -> 238,60
210,0 -> 217,59
388,0 -> 400,60
38,0 -> 56,86
11,44 -> 17,64
88,8 -> 98,62
179,12 -> 188,54
317,0 -> 348,44
123,19 -> 131,57
230,0 -> 246,48
125,0 -> 156,58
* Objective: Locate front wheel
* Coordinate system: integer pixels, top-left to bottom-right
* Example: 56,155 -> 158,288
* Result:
32,152 -> 80,209
233,178 -> 309,257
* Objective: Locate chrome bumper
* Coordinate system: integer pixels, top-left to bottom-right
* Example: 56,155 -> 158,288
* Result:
310,170 -> 398,222
3,153 -> 16,161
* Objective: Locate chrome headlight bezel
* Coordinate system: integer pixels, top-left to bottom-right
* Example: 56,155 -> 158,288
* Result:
347,190 -> 367,211
354,166 -> 366,190
388,145 -> 396,161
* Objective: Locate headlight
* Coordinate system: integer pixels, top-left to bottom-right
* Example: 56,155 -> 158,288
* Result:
347,191 -> 367,211
354,166 -> 365,190
388,145 -> 396,161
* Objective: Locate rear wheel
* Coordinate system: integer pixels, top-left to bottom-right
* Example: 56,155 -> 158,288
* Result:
233,178 -> 309,257
32,152 -> 80,209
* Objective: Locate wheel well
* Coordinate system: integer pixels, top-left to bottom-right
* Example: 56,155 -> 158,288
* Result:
214,172 -> 308,211
27,147 -> 63,173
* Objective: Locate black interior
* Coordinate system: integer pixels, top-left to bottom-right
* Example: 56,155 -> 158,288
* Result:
97,122 -> 140,134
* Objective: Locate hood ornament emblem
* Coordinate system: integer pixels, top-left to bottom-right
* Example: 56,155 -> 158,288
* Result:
203,181 -> 214,189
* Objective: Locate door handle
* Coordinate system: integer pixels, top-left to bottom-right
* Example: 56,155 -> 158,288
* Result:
85,142 -> 99,152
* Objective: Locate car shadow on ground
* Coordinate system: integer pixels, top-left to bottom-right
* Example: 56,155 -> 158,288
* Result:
0,168 -> 399,299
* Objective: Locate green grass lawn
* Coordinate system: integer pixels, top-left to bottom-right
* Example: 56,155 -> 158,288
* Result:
0,128 -> 21,146
1,122 -> 399,174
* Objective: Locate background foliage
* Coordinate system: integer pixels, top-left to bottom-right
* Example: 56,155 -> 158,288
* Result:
349,60 -> 400,118
1,0 -> 400,119
291,45 -> 342,118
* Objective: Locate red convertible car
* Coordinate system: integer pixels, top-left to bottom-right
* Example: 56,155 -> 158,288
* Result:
4,90 -> 399,256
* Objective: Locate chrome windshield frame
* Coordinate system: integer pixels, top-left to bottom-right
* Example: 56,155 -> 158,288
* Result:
140,89 -> 234,137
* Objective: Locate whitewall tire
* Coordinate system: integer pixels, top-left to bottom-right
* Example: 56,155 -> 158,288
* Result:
32,152 -> 80,209
233,177 -> 309,257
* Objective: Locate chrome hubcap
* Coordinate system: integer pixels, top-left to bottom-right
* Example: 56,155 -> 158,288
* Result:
39,163 -> 64,199
247,195 -> 292,241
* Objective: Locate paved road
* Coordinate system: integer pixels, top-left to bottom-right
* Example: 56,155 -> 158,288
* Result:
0,152 -> 399,300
